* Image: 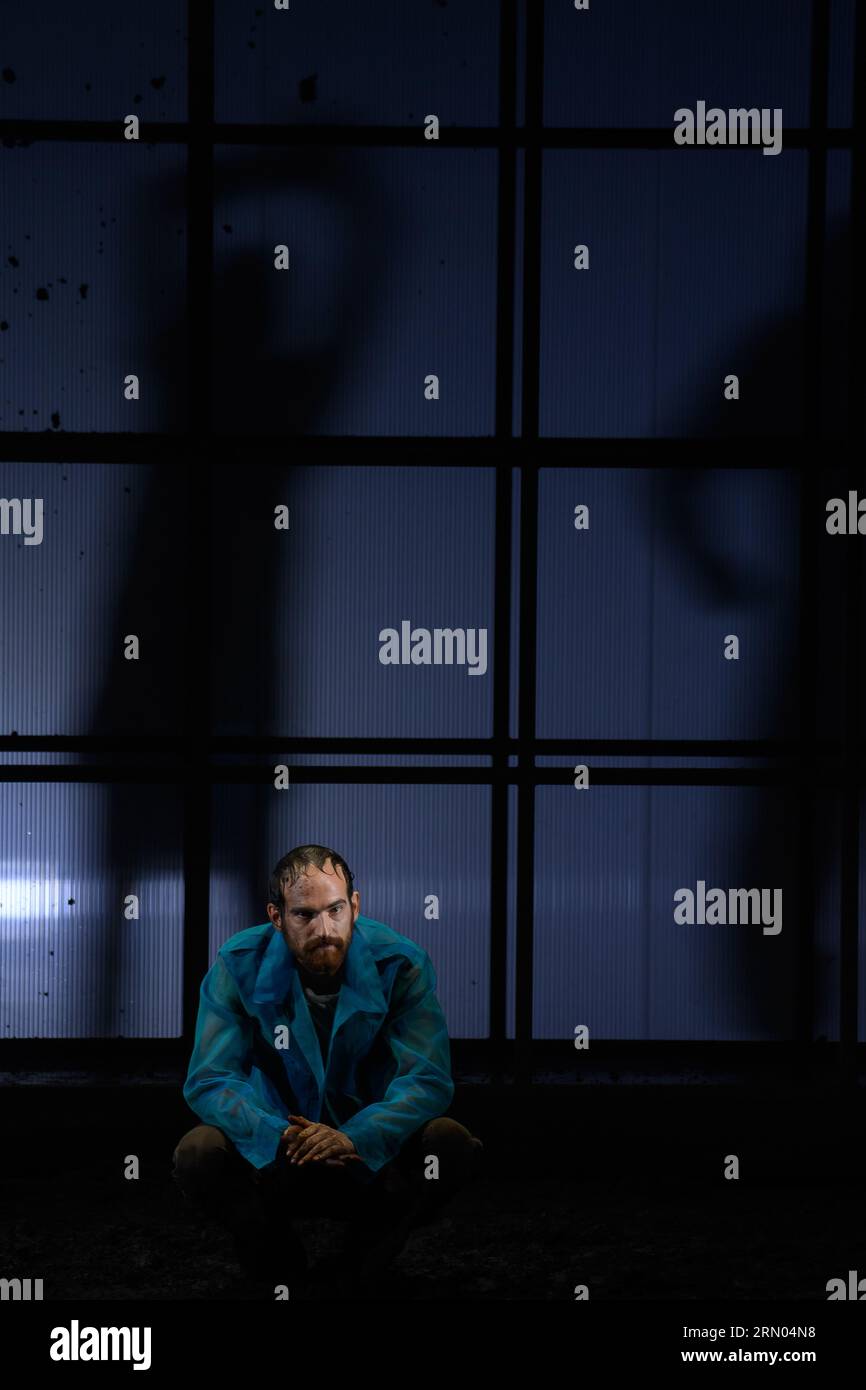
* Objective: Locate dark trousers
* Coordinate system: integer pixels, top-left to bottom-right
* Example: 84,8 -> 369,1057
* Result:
172,1115 -> 483,1280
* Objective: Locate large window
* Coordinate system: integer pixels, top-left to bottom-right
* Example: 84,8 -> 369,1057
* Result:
0,1 -> 862,1071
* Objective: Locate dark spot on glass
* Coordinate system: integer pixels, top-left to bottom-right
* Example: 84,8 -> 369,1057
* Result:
2,69 -> 15,83
79,284 -> 88,298
8,255 -> 18,267
35,287 -> 49,300
150,76 -> 166,90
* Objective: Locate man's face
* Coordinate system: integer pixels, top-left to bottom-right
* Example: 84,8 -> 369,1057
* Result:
266,860 -> 359,979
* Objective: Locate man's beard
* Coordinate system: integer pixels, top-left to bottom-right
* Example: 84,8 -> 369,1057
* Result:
301,924 -> 352,977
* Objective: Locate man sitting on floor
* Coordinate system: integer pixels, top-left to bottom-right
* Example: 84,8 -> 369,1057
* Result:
172,843 -> 483,1289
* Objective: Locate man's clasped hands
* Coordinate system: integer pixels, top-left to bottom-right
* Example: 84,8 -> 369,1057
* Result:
281,1113 -> 361,1168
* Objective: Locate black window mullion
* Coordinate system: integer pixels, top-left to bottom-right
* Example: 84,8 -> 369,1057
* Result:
795,0 -> 831,1051
489,0 -> 518,1078
840,0 -> 866,1081
182,0 -> 215,1054
514,0 -> 544,1084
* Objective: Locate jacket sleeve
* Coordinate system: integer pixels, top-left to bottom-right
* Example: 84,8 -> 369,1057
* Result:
339,954 -> 455,1173
182,953 -> 289,1170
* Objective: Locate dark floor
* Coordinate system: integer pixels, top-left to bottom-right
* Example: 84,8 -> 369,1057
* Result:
2,1067 -> 863,1300
2,1166 -> 863,1301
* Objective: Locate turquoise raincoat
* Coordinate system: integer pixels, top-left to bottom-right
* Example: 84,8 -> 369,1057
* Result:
183,914 -> 454,1174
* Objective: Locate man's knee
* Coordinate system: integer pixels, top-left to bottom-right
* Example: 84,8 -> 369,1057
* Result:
417,1117 -> 483,1185
172,1124 -> 234,1184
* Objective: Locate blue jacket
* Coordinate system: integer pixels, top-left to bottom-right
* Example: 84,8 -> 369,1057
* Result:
182,915 -> 454,1174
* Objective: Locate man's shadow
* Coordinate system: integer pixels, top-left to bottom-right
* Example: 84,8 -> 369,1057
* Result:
650,213 -> 854,1045
86,145 -> 390,1035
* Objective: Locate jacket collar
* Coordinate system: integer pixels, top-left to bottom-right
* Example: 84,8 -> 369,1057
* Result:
253,918 -> 388,1022
252,919 -> 388,1097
